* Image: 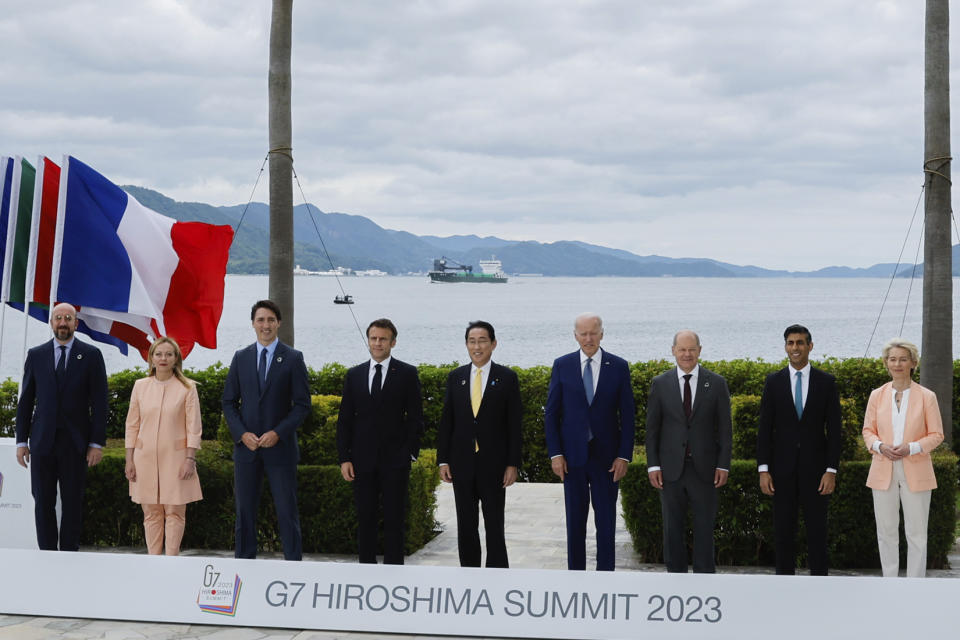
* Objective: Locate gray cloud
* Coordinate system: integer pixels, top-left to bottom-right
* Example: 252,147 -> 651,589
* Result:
0,1 -> 953,269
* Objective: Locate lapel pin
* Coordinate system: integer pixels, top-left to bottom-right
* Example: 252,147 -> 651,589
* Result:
703,381 -> 710,389
276,356 -> 283,363
492,379 -> 498,387
460,379 -> 467,386
76,353 -> 83,360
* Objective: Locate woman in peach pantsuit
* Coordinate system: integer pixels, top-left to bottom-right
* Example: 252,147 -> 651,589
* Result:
862,338 -> 944,578
125,337 -> 203,555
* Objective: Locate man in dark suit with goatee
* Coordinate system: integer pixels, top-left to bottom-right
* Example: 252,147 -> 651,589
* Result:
337,318 -> 424,564
437,320 -> 522,568
15,302 -> 108,551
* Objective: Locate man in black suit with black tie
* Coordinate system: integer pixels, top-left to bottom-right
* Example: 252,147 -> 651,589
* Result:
646,330 -> 732,573
15,302 -> 108,551
222,299 -> 310,560
757,324 -> 842,575
337,318 -> 424,564
437,320 -> 522,568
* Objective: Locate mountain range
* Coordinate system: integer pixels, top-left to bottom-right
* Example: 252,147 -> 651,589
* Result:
124,186 -> 957,277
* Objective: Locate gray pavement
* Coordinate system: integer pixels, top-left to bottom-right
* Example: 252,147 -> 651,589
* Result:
1,481 -> 958,639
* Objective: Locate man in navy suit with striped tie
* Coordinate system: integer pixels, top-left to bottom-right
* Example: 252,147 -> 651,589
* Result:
15,302 -> 108,551
223,300 -> 310,560
545,313 -> 635,571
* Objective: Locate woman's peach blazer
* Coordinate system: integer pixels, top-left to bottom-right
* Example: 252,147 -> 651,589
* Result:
862,381 -> 943,492
125,376 -> 203,505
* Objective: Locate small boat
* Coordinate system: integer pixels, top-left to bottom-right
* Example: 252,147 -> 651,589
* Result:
333,294 -> 354,304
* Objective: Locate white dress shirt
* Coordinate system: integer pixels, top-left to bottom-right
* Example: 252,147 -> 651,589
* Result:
580,349 -> 601,395
871,387 -> 922,456
368,356 -> 391,392
758,363 -> 836,474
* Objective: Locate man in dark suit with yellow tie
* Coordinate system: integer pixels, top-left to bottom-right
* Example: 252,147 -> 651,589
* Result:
15,302 -> 108,551
222,300 -> 310,560
646,330 -> 732,573
337,318 -> 424,564
437,320 -> 522,568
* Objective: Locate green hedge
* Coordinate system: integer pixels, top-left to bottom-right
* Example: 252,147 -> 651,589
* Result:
621,452 -> 958,570
81,445 -> 441,555
3,358 -> 958,472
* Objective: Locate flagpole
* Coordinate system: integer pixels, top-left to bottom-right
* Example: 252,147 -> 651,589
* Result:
0,156 -> 24,364
21,155 -> 47,365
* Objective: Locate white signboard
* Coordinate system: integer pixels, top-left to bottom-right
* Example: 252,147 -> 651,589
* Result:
1,548 -> 957,639
0,438 -> 37,549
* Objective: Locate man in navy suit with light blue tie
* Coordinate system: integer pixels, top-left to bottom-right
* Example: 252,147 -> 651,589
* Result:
223,300 -> 310,560
545,313 -> 635,571
15,302 -> 108,551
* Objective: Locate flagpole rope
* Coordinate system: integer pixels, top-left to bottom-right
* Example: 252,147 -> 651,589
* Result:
863,185 -> 924,357
290,167 -> 367,351
229,154 -> 270,243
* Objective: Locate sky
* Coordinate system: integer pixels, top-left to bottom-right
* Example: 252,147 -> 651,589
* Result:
1,1 -> 956,271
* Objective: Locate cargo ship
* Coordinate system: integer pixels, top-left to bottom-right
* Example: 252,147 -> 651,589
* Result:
428,256 -> 508,283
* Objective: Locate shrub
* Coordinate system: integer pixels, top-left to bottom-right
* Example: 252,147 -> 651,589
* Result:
81,444 -> 441,555
621,452 -> 958,569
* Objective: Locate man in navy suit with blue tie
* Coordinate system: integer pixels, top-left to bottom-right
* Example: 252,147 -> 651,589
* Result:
545,313 -> 635,571
223,300 -> 310,560
15,302 -> 108,551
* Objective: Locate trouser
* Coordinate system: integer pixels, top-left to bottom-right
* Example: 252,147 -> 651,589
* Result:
142,504 -> 187,555
660,460 -> 717,573
354,466 -> 410,564
30,429 -> 87,551
772,471 -> 830,575
452,460 -> 508,568
563,452 -> 619,571
234,457 -> 302,560
872,460 -> 932,578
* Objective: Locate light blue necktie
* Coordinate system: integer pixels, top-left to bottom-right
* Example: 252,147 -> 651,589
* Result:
794,371 -> 803,419
583,358 -> 594,405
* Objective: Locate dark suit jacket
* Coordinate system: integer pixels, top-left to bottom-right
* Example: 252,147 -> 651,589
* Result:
757,366 -> 842,483
15,339 -> 107,456
222,341 -> 310,465
646,366 -> 732,483
437,362 -> 522,478
544,350 -> 635,467
336,358 -> 424,472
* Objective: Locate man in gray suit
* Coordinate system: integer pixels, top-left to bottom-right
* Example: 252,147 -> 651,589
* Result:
645,330 -> 732,573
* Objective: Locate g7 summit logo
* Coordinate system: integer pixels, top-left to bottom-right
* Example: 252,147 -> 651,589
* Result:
197,564 -> 242,616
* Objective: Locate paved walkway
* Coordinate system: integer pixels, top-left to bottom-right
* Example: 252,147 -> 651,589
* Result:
1,482 -> 958,639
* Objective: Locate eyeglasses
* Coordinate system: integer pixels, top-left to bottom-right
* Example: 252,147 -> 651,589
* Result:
53,314 -> 74,322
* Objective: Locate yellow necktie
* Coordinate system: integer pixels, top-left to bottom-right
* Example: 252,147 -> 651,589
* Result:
471,368 -> 482,418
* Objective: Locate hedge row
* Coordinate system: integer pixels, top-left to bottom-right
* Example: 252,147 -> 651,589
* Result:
80,444 -> 441,556
2,359 -> 958,481
620,453 -> 959,570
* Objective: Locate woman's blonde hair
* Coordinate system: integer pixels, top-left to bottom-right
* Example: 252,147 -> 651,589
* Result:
148,337 -> 192,388
881,337 -> 919,368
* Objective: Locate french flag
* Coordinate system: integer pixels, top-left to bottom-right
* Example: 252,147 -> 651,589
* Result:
51,156 -> 233,359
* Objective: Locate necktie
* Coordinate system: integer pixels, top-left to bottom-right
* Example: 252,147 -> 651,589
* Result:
56,345 -> 67,379
258,348 -> 268,392
583,358 -> 594,405
471,368 -> 483,417
794,371 -> 803,419
683,374 -> 692,419
371,363 -> 383,401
